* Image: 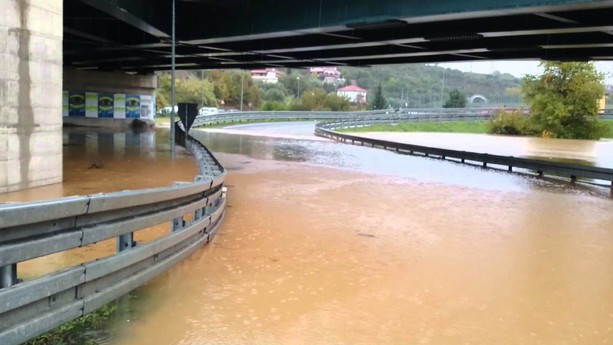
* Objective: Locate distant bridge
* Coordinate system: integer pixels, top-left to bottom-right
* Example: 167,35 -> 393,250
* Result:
469,94 -> 489,104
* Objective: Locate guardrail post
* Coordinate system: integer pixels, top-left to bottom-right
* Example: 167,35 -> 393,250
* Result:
117,233 -> 135,252
172,217 -> 184,232
195,208 -> 203,221
0,264 -> 17,288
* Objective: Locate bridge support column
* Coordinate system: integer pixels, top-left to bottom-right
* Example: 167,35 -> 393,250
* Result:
1,1 -> 63,193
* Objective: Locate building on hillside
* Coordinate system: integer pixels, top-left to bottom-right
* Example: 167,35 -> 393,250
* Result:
599,84 -> 613,112
251,68 -> 284,83
337,82 -> 368,104
309,67 -> 345,84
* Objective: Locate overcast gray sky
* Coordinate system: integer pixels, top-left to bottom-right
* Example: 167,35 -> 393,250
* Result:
438,61 -> 613,83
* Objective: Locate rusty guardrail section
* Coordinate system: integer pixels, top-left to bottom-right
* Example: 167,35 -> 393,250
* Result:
315,118 -> 613,196
0,126 -> 226,345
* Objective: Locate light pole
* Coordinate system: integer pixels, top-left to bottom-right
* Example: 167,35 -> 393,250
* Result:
170,0 -> 176,158
240,72 -> 244,111
440,67 -> 446,108
296,76 -> 300,99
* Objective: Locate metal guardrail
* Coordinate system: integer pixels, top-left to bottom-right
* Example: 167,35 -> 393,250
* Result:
0,126 -> 226,345
191,109 -> 613,128
192,110 -> 392,127
315,118 -> 613,196
189,109 -> 613,190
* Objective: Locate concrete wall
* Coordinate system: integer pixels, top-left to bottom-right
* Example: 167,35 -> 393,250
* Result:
63,70 -> 157,127
0,1 -> 63,193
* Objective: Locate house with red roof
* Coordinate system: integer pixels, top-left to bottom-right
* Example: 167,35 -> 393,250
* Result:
337,81 -> 368,104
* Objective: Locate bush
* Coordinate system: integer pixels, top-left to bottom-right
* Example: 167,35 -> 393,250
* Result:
261,101 -> 289,111
487,110 -> 532,135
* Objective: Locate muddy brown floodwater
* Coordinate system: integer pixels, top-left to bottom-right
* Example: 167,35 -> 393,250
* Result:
105,125 -> 613,345
0,128 -> 199,280
4,125 -> 613,344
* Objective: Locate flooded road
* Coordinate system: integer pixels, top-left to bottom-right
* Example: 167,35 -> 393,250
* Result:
0,128 -> 199,280
4,123 -> 613,344
0,128 -> 197,203
100,123 -> 613,345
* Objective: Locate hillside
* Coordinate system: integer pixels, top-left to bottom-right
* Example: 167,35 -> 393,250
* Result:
156,64 -> 526,111
339,64 -> 523,108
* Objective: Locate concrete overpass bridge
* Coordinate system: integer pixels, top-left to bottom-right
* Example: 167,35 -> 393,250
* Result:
64,0 -> 613,71
3,0 -> 613,192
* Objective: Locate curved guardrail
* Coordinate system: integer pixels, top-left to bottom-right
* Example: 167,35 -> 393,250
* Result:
315,118 -> 613,196
0,126 -> 226,345
192,109 -> 613,128
192,110 -> 392,127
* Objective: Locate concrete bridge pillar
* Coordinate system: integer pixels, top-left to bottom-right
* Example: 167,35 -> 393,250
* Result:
0,1 -> 63,193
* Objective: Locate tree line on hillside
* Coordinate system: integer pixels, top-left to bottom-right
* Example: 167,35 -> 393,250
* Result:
156,70 -> 260,111
339,64 -> 522,108
156,64 -> 525,112
157,61 -> 608,139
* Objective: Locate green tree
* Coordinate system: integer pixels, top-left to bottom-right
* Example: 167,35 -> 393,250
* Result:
158,75 -> 217,107
522,62 -> 606,139
371,83 -> 387,110
443,89 -> 467,108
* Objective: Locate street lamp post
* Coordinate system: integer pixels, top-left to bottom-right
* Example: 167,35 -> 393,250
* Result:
440,68 -> 446,108
170,0 -> 176,159
296,77 -> 300,98
240,72 -> 244,111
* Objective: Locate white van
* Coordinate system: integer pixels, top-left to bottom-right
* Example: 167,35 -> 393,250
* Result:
198,107 -> 218,116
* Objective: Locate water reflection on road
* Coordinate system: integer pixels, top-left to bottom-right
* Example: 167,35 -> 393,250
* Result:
0,128 -> 196,203
191,122 -> 609,196
105,122 -> 613,345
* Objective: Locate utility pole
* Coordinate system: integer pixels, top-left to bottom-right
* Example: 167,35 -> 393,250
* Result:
170,0 -> 176,158
201,70 -> 205,109
296,76 -> 300,98
440,67 -> 446,108
240,72 -> 244,111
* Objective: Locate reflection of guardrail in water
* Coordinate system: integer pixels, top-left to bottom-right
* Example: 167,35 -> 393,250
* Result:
191,109 -> 613,128
0,127 -> 226,345
315,119 -> 613,197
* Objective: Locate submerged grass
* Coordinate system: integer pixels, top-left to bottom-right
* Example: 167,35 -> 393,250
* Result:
24,304 -> 116,345
339,119 -> 613,139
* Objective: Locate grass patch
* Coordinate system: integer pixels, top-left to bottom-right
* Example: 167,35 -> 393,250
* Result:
602,120 -> 613,138
338,121 -> 488,134
25,304 -> 116,345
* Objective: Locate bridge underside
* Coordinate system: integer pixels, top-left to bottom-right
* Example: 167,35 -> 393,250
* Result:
63,0 -> 613,73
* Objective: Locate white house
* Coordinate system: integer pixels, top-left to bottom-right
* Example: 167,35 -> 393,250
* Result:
250,68 -> 284,83
337,84 -> 368,104
309,67 -> 345,84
